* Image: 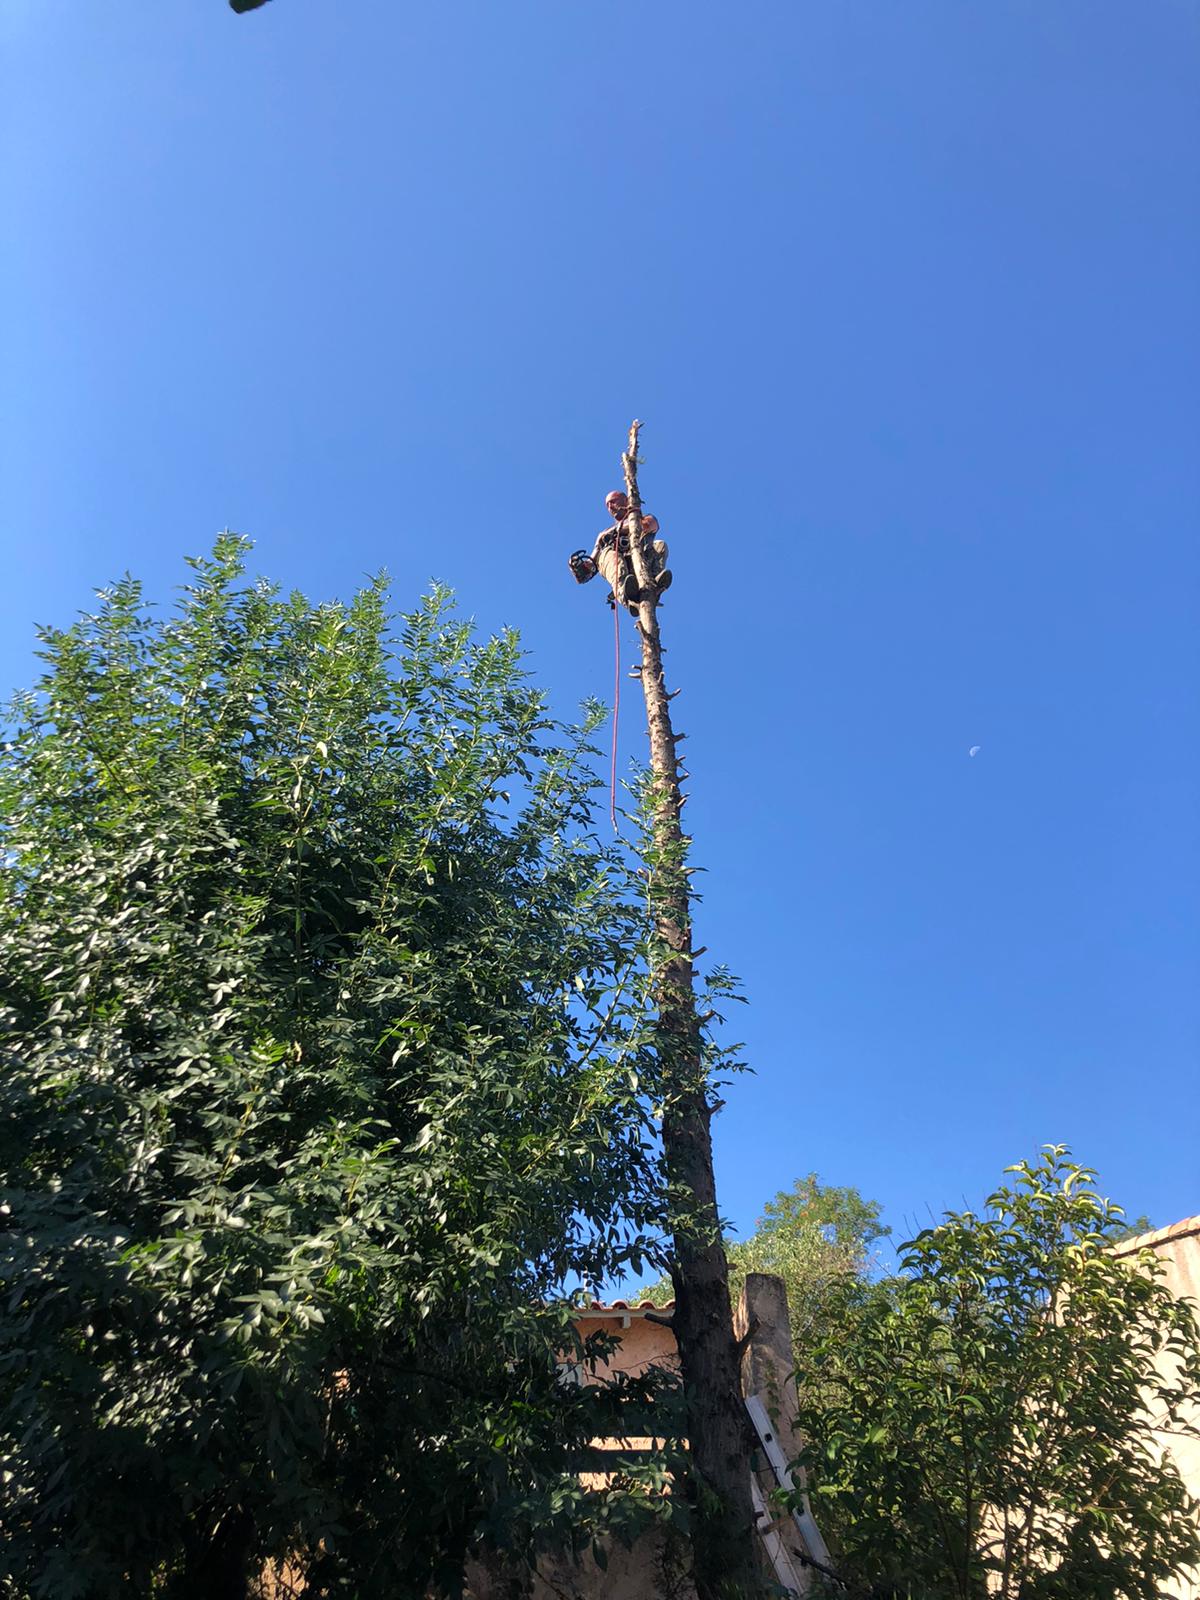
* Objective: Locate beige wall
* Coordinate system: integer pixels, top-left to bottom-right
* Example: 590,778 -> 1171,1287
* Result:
467,1227 -> 1200,1599
467,1301 -> 693,1600
466,1282 -> 815,1599
571,1304 -> 680,1383
466,1532 -> 695,1600
1115,1217 -> 1200,1600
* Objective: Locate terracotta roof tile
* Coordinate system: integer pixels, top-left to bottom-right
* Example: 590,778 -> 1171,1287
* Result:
581,1299 -> 676,1314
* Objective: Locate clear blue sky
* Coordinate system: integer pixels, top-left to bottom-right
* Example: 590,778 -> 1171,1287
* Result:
3,1 -> 1197,1252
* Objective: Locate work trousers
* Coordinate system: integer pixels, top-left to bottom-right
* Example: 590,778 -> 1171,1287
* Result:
596,538 -> 669,595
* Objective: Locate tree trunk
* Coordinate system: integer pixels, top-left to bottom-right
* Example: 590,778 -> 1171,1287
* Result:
621,423 -> 761,1598
178,1503 -> 254,1600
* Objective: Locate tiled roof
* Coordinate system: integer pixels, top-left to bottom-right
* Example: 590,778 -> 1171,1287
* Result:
580,1298 -> 676,1313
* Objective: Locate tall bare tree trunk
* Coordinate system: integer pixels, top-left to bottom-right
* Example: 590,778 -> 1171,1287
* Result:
620,422 -> 761,1597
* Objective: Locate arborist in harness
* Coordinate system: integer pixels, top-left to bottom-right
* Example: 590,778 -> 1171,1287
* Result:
568,491 -> 672,615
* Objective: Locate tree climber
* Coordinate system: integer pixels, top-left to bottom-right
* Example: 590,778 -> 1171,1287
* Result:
568,491 -> 672,614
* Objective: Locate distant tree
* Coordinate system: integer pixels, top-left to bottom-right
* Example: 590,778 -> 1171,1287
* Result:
642,1174 -> 887,1363
0,539 -> 675,1598
732,1174 -> 889,1346
1111,1214 -> 1156,1245
792,1148 -> 1200,1600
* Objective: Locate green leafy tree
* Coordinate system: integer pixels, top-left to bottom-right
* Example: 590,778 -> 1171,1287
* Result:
793,1147 -> 1200,1600
0,538 -> 679,1598
642,1175 -> 887,1359
731,1175 -> 889,1349
1111,1214 -> 1156,1245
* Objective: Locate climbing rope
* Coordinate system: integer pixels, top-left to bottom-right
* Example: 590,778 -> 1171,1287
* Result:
610,585 -> 621,833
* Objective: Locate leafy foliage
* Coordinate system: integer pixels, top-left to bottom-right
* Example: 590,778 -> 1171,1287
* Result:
731,1175 -> 888,1347
0,538 -> 678,1597
641,1175 -> 887,1358
793,1148 -> 1200,1600
1111,1214 -> 1156,1245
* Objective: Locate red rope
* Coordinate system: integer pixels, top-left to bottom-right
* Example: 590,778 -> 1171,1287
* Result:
610,587 -> 621,832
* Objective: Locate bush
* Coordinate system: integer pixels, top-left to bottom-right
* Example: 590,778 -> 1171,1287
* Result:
793,1148 -> 1200,1600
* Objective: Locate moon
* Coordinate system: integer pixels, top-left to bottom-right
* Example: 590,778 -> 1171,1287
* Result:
969,745 -> 981,757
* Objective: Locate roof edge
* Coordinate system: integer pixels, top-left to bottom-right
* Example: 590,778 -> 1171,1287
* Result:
578,1299 -> 676,1315
1112,1214 -> 1200,1258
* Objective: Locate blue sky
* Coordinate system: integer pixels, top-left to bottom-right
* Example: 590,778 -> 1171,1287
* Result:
3,0 -> 1197,1251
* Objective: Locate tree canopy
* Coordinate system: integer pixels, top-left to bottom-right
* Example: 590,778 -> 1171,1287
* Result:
731,1173 -> 889,1347
0,539 -> 676,1597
